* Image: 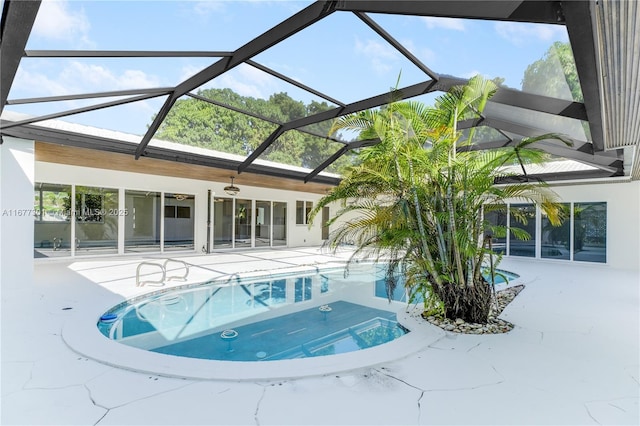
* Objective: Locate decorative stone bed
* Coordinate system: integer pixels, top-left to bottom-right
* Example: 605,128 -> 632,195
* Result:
423,285 -> 525,334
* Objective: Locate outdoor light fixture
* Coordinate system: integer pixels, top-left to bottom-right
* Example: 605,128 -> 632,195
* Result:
224,176 -> 240,196
174,194 -> 188,201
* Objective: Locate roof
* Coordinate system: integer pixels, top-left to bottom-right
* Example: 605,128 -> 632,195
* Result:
1,0 -> 638,183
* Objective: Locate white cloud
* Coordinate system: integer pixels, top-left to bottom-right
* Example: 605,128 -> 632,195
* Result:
12,67 -> 68,96
14,61 -> 161,98
421,17 -> 466,31
202,63 -> 278,99
354,38 -> 400,75
494,22 -> 568,46
180,64 -> 207,82
32,0 -> 94,48
61,62 -> 160,91
192,1 -> 226,17
401,39 -> 435,64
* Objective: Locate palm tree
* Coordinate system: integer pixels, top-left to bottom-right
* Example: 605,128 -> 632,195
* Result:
309,76 -> 569,324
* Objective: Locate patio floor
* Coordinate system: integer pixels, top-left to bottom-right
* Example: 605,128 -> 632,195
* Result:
1,248 -> 638,425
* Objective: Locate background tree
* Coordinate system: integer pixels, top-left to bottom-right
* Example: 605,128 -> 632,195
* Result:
153,88 -> 357,174
522,41 -> 590,142
522,41 -> 583,101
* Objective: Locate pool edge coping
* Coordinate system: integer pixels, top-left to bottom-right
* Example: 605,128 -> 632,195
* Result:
61,261 -> 526,382
61,262 -> 449,381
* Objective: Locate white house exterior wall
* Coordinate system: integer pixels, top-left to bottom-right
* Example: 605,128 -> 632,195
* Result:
1,137 -> 35,289
35,161 -> 327,252
550,180 -> 640,271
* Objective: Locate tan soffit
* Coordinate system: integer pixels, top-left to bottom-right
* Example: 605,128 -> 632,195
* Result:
35,142 -> 335,195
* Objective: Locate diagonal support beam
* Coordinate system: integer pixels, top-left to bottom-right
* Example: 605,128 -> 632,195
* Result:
238,79 -> 439,174
0,92 -> 168,130
246,60 -> 345,107
304,138 -> 380,183
0,0 -> 41,114
7,87 -> 174,105
353,11 -> 439,81
461,134 -> 623,173
305,146 -> 350,183
481,116 -> 595,154
240,74 -> 588,175
187,92 -> 348,144
240,126 -> 287,172
438,76 -> 588,121
135,1 -> 338,159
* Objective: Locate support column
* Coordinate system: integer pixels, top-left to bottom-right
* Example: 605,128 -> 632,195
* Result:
0,136 -> 35,291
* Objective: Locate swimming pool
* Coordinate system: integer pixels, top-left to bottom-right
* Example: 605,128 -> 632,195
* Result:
98,264 -> 410,361
97,263 -> 519,364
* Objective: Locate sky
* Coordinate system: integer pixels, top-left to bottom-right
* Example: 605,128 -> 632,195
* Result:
6,0 -> 573,136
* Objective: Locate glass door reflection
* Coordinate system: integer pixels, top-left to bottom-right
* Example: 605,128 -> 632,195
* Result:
164,193 -> 195,251
213,197 -> 233,249
255,200 -> 271,247
234,199 -> 252,248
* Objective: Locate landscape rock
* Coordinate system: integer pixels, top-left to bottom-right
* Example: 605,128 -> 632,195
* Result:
422,285 -> 524,335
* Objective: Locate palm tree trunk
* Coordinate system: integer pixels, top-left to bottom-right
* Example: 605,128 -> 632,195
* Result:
408,160 -> 443,289
446,181 -> 466,287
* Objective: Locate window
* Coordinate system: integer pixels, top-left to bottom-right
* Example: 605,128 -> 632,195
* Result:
509,204 -> 536,257
164,205 -> 191,219
75,191 -> 105,223
541,203 -> 570,260
74,186 -> 118,254
34,183 -> 71,222
34,183 -> 72,257
294,276 -> 312,302
296,200 -> 313,225
483,204 -> 507,255
164,205 -> 176,218
573,202 -> 606,263
483,201 -> 606,264
177,206 -> 191,219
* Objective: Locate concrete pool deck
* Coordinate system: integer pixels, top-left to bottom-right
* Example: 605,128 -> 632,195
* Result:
1,248 -> 638,425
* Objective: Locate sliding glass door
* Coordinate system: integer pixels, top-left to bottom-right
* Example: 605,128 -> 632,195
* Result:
213,198 -> 287,248
164,193 -> 195,251
273,201 -> 287,246
34,183 -> 72,258
213,197 -> 233,249
125,190 -> 161,253
234,199 -> 253,248
255,200 -> 272,247
573,202 -> 606,263
541,203 -> 570,260
74,186 -> 118,255
509,204 -> 536,257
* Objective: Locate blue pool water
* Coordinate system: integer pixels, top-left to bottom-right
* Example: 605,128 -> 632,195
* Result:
98,264 -> 411,361
98,263 -> 518,361
152,301 -> 407,361
374,268 -> 520,303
